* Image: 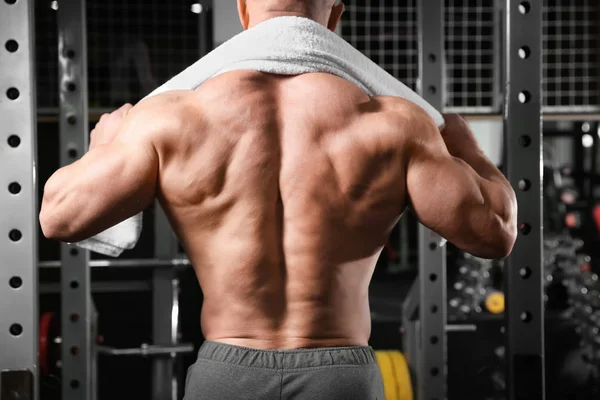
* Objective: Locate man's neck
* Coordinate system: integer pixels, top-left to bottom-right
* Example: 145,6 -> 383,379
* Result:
248,11 -> 326,29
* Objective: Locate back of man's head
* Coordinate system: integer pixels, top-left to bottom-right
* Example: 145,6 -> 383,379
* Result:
238,0 -> 345,31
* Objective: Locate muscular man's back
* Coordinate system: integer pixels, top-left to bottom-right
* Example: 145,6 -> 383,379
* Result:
157,71 -> 412,349
39,3 -> 517,397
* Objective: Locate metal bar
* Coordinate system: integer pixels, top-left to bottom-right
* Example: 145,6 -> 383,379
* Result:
198,0 -> 213,57
38,258 -> 192,269
403,280 -> 421,321
403,319 -> 420,396
493,3 -> 503,114
152,269 -> 179,400
91,304 -> 99,400
458,114 -> 600,122
39,281 -> 151,294
96,344 -> 194,357
0,1 -> 38,398
152,206 -> 180,400
585,124 -> 598,202
444,106 -> 498,114
445,324 -> 477,333
503,1 -> 545,400
416,0 -> 447,399
37,109 -> 600,123
57,0 -> 92,399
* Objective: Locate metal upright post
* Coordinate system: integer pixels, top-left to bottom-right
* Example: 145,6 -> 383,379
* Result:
416,0 -> 447,399
152,206 -> 180,400
57,0 -> 93,399
198,0 -> 213,58
503,1 -> 545,399
0,0 -> 38,398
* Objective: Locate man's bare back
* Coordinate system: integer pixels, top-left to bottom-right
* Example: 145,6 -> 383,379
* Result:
41,70 -> 517,351
159,71 -> 413,349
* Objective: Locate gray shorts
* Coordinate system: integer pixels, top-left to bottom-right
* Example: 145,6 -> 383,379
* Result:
183,341 -> 385,400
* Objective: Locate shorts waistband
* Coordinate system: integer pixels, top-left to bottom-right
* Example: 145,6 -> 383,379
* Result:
197,341 -> 377,370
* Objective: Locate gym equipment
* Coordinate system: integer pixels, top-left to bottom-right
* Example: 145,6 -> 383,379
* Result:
375,351 -> 413,400
485,292 -> 505,315
448,255 -> 504,319
1,1 -> 551,399
39,313 -> 60,377
0,1 -> 38,397
38,311 -> 194,377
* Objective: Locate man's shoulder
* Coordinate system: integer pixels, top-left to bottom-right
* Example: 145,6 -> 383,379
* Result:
366,96 -> 437,140
136,90 -> 201,118
372,96 -> 435,121
130,90 -> 205,143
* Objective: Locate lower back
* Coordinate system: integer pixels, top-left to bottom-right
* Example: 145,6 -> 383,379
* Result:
162,71 -> 407,349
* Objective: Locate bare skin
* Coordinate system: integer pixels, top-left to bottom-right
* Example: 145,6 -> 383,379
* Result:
40,0 -> 517,350
40,71 -> 516,349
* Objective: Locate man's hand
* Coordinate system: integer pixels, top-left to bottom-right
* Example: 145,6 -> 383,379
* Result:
89,103 -> 133,150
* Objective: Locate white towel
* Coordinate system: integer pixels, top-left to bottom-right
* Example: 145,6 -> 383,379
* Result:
76,16 -> 444,257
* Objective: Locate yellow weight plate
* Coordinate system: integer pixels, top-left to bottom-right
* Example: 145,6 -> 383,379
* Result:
389,351 -> 413,400
485,291 -> 505,314
376,351 -> 398,400
375,351 -> 413,400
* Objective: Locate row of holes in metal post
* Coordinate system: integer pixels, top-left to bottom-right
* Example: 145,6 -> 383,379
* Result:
422,35 -> 444,400
3,0 -> 82,385
423,5 -> 536,398
512,0 -> 537,326
4,0 -> 26,343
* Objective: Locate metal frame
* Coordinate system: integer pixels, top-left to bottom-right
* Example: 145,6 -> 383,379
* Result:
198,0 -> 213,58
406,1 -> 448,400
503,1 -> 545,399
0,0 -> 38,398
57,0 -> 93,399
152,207 -> 181,400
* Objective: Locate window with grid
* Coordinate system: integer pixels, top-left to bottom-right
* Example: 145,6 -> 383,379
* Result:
341,0 -> 419,91
341,0 -> 499,113
445,0 -> 498,113
35,0 -> 202,111
543,0 -> 600,113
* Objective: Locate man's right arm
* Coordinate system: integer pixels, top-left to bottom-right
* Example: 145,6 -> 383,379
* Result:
405,113 -> 517,259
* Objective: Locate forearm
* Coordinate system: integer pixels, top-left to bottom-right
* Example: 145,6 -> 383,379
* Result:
445,126 -> 517,220
456,147 -> 507,187
441,115 -> 508,186
40,163 -> 89,241
455,156 -> 518,257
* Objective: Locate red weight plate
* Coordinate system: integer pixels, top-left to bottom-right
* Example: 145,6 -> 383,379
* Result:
39,312 -> 56,376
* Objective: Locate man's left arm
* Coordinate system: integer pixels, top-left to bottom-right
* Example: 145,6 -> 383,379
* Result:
40,101 -> 163,243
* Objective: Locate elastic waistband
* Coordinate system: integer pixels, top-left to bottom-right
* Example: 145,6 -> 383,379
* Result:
197,341 -> 377,370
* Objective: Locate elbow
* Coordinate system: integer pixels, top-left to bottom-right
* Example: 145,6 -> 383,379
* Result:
477,212 -> 518,260
481,187 -> 518,259
492,190 -> 518,258
490,222 -> 517,259
40,205 -> 71,242
40,181 -> 77,242
40,210 -> 85,243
